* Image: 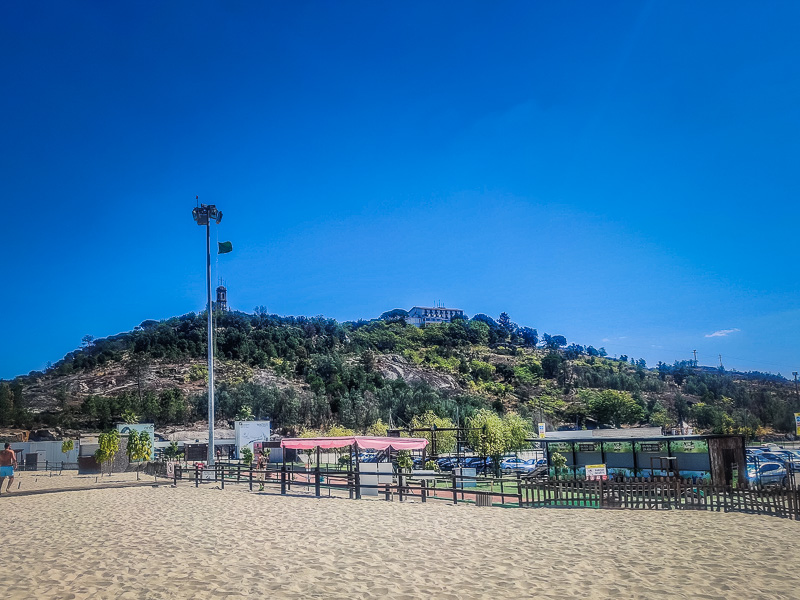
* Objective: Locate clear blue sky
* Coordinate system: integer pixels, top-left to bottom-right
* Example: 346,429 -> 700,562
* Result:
2,2 -> 799,379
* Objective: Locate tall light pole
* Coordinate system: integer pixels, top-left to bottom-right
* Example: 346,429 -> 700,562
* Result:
192,202 -> 223,466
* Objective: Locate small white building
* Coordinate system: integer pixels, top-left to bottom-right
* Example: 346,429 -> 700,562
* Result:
407,306 -> 465,326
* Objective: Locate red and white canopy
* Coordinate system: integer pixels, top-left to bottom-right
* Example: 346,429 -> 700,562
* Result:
280,436 -> 428,451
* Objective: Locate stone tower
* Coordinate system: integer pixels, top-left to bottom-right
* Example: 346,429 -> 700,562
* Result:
215,282 -> 228,312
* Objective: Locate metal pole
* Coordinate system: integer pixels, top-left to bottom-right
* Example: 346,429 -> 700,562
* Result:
207,219 -> 215,467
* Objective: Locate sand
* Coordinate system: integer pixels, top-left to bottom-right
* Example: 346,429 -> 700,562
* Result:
0,476 -> 798,599
0,470 -> 151,495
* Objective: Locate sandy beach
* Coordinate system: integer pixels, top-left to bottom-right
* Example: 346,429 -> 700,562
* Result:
0,476 -> 798,599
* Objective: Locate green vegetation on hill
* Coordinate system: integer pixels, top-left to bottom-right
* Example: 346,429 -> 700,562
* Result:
3,310 -> 799,441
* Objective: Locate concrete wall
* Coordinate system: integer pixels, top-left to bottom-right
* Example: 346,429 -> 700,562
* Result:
7,441 -> 80,467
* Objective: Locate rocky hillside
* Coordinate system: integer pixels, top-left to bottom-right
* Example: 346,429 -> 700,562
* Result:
1,310 -> 798,440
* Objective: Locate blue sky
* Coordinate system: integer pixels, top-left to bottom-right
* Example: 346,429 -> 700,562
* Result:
2,2 -> 799,379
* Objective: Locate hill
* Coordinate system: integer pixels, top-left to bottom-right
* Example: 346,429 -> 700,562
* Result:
1,310 -> 798,440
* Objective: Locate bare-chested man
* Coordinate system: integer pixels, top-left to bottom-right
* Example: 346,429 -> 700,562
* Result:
0,443 -> 17,493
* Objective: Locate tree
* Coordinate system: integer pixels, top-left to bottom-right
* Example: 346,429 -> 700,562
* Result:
466,409 -> 507,476
126,430 -> 152,479
541,353 -> 563,379
0,383 -> 14,427
550,335 -> 567,349
159,388 -> 186,424
95,430 -> 120,475
164,441 -> 181,460
120,409 -> 139,424
367,419 -> 388,437
235,405 -> 254,421
497,312 -> 515,335
586,390 -> 644,428
410,411 -> 456,455
61,439 -> 74,457
81,335 -> 95,347
241,446 -> 254,465
466,321 -> 490,345
518,327 -> 538,347
395,450 -> 413,472
379,309 -> 409,323
470,360 -> 495,381
550,452 -> 568,479
502,413 -> 531,454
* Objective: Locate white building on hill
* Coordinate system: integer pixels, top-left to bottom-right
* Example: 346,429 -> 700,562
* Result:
407,306 -> 465,326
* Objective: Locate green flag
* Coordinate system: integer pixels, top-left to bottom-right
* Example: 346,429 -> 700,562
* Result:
218,241 -> 233,254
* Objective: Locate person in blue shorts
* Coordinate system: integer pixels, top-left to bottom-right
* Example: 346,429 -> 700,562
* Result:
0,443 -> 17,493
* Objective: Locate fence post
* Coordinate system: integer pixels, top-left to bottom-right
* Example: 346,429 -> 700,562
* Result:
421,479 -> 427,503
516,473 -> 522,507
174,464 -> 178,487
399,473 -> 405,502
280,464 -> 287,495
315,465 -> 321,497
195,464 -> 199,488
452,472 -> 458,505
355,468 -> 361,500
238,463 -> 242,483
220,463 -> 225,489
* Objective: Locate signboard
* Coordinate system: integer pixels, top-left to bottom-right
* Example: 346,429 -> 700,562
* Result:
234,420 -> 271,458
548,442 -> 573,454
538,423 -> 546,439
636,441 -> 665,453
586,464 -> 607,480
672,440 -> 708,454
731,465 -> 738,489
117,423 -> 155,460
577,442 -> 598,452
795,413 -> 800,436
602,441 -> 633,454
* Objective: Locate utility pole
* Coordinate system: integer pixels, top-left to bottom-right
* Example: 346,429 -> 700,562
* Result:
692,349 -> 698,367
793,372 -> 799,405
719,354 -> 723,369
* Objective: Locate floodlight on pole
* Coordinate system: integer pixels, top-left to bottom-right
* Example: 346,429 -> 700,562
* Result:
192,202 -> 222,466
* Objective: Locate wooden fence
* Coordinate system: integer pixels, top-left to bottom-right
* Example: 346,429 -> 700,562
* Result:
167,462 -> 800,520
521,478 -> 800,519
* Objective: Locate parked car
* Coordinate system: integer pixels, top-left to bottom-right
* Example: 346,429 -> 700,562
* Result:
759,452 -> 794,466
768,451 -> 800,471
522,458 -> 547,473
500,457 -> 528,473
745,461 -> 788,488
436,457 -> 458,471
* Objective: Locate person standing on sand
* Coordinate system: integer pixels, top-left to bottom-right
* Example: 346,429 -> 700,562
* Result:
0,443 -> 18,493
257,452 -> 266,491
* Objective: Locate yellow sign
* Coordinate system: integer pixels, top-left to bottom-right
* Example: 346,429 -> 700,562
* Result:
586,464 -> 607,480
538,423 -> 546,439
795,413 -> 800,436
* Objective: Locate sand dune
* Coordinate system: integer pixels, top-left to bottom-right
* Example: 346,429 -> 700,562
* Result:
1,480 -> 797,599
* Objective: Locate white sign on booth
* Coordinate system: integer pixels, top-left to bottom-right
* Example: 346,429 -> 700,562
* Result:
234,420 -> 271,458
117,423 -> 156,460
